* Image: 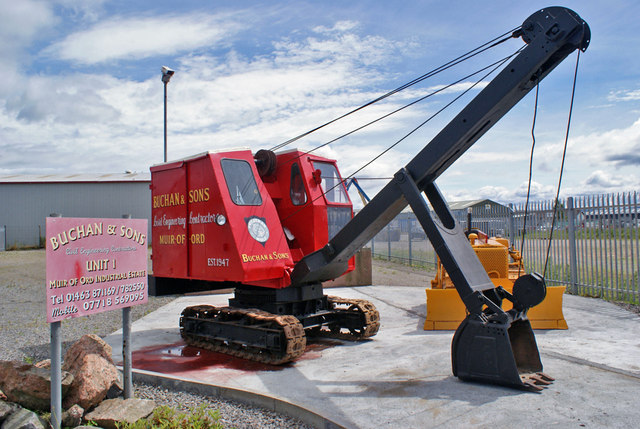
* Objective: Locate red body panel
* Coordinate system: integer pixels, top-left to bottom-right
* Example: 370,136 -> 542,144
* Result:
150,149 -> 353,289
151,151 -> 293,288
264,151 -> 353,263
264,150 -> 355,271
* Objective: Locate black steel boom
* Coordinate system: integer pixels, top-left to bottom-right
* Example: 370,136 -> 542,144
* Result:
291,7 -> 589,309
291,7 -> 589,389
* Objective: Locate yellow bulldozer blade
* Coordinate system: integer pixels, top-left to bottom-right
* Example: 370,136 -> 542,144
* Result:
424,284 -> 568,330
426,233 -> 567,331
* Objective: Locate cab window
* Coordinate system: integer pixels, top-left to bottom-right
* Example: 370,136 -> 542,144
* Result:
313,161 -> 349,204
221,159 -> 262,206
290,163 -> 307,206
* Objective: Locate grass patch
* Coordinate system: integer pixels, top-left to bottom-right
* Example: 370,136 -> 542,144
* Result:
116,404 -> 224,429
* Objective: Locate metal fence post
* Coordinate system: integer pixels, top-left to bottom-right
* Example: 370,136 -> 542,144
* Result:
508,203 -> 516,245
387,224 -> 391,261
408,217 -> 413,267
121,214 -> 133,399
371,236 -> 375,258
50,321 -> 62,429
567,197 -> 579,294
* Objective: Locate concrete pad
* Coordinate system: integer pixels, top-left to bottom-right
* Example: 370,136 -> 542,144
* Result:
106,286 -> 640,428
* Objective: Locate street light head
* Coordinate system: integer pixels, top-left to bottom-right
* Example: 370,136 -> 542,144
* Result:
161,66 -> 175,83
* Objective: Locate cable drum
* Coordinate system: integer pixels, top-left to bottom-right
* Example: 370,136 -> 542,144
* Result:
254,149 -> 277,178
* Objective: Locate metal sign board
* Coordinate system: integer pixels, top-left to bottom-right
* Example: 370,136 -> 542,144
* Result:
45,217 -> 148,323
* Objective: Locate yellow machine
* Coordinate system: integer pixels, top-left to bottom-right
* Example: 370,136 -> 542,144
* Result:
424,232 -> 568,330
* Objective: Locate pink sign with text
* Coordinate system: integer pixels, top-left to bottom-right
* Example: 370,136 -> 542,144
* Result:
46,217 -> 148,323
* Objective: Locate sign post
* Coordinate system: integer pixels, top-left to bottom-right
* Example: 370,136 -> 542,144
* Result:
45,217 -> 148,428
121,213 -> 133,399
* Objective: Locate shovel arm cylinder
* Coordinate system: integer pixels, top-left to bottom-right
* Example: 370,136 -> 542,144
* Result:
291,7 -> 590,303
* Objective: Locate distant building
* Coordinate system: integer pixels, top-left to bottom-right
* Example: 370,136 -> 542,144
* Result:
0,173 -> 150,249
378,199 -> 511,242
448,199 -> 511,236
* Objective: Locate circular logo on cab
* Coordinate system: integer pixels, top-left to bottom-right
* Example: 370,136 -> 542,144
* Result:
246,216 -> 269,245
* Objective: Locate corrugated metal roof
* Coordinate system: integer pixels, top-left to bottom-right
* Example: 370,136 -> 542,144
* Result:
0,172 -> 151,183
448,199 -> 490,210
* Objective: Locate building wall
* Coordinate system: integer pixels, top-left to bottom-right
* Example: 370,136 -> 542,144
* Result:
0,182 -> 151,249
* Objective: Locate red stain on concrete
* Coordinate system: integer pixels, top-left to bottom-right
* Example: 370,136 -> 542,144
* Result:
125,338 -> 342,382
130,342 -> 283,374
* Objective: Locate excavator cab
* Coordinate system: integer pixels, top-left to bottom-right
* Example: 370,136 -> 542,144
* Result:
259,149 -> 355,272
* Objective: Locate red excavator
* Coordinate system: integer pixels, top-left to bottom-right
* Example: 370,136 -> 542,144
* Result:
149,7 -> 590,390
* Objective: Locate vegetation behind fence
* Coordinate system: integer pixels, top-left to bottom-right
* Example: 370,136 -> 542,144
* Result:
369,191 -> 639,304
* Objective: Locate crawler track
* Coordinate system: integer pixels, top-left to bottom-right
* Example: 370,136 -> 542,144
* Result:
179,295 -> 380,365
180,305 -> 306,365
319,296 -> 381,340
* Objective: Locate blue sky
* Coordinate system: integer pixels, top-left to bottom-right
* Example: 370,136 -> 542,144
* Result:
1,0 -> 639,206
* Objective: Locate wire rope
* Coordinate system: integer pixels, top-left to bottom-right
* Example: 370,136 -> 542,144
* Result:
279,47 -> 522,222
300,53 -> 524,159
268,27 -> 521,153
338,50 -> 520,185
543,51 -> 581,278
518,80 -> 539,277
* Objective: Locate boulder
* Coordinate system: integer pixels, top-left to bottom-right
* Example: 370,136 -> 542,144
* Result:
1,408 -> 46,429
0,361 -> 73,411
62,335 -> 121,410
61,404 -> 84,428
84,398 -> 156,429
0,401 -> 19,422
63,335 -> 113,366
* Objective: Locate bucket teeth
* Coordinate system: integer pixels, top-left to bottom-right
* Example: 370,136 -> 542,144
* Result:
536,372 -> 555,382
521,372 -> 554,391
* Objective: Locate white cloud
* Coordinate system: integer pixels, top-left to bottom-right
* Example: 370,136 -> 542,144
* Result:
566,117 -> 640,167
1,16 -> 416,177
583,170 -> 639,190
42,12 -> 248,64
273,32 -> 404,67
0,0 -> 57,97
0,0 -> 56,46
5,73 -> 120,123
608,88 -> 640,102
313,21 -> 359,34
444,180 -> 557,204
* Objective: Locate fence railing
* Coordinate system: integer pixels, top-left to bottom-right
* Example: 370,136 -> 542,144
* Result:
0,224 -> 45,250
368,191 -> 639,304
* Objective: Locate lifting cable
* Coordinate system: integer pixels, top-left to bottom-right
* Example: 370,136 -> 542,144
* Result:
518,80 -> 540,278
302,51 -> 525,159
280,47 -> 523,222
337,49 -> 522,187
518,51 -> 581,279
543,51 -> 581,279
269,27 -> 521,153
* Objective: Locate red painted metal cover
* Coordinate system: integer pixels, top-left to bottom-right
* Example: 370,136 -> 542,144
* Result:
151,150 -> 294,288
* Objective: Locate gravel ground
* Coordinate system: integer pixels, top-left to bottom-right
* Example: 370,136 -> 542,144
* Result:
0,249 -> 312,428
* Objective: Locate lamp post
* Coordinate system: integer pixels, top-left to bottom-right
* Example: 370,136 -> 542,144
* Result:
161,66 -> 175,162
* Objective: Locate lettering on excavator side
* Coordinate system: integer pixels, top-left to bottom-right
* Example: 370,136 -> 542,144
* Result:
241,252 -> 290,263
188,187 -> 210,204
153,192 -> 185,208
